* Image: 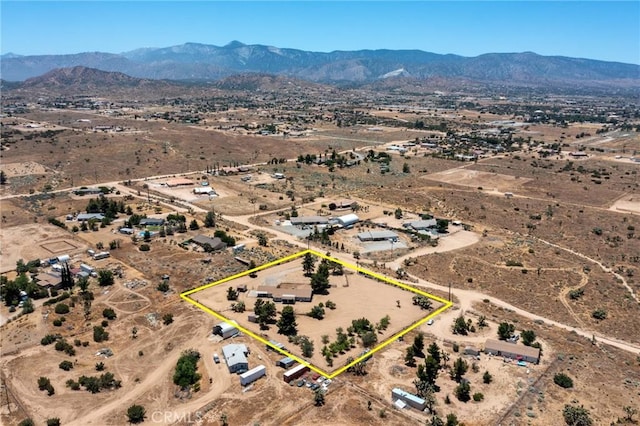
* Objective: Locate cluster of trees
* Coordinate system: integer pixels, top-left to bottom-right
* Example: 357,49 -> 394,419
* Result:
85,195 -> 125,220
321,327 -> 356,366
254,299 -> 277,330
64,372 -> 121,393
173,350 -> 201,390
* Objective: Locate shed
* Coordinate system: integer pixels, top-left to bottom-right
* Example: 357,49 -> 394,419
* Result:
240,365 -> 266,386
277,357 -> 296,368
222,343 -> 249,373
267,340 -> 286,352
392,388 -> 426,411
464,346 -> 480,356
213,321 -> 239,339
484,339 -> 540,364
336,213 -> 359,227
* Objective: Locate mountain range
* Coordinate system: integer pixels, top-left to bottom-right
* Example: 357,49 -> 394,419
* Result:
2,41 -> 639,88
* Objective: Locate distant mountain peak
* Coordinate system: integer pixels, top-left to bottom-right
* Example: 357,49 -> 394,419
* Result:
225,40 -> 246,48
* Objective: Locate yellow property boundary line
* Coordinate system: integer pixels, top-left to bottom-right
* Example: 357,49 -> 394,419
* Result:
180,249 -> 452,379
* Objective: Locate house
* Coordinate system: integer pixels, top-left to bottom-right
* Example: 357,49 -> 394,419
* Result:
392,388 -> 426,411
256,286 -> 313,303
240,365 -> 266,386
139,218 -> 165,227
405,219 -> 437,230
357,230 -> 399,242
191,235 -> 227,251
290,216 -> 329,226
484,339 -> 540,364
569,151 -> 588,158
283,364 -> 309,383
164,178 -> 194,187
335,213 -> 359,228
77,213 -> 105,222
222,343 -> 249,373
74,188 -> 103,196
214,321 -> 239,339
34,273 -> 63,290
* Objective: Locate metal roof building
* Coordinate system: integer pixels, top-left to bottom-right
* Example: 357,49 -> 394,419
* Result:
484,339 -> 540,364
336,213 -> 359,227
290,216 -> 329,225
392,388 -> 426,411
214,321 -> 239,339
222,343 -> 249,373
406,219 -> 437,230
357,230 -> 399,242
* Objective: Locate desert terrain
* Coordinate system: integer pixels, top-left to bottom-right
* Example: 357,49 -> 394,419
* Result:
1,76 -> 639,426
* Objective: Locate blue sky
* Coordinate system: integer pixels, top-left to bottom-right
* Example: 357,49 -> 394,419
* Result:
2,1 -> 639,64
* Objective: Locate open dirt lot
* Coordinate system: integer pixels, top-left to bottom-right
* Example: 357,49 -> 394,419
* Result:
425,168 -> 533,192
610,194 -> 640,215
0,223 -> 88,272
192,255 -> 442,373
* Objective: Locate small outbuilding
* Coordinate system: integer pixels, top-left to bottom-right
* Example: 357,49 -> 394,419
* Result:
214,321 -> 239,339
283,364 -> 309,383
277,357 -> 296,368
240,365 -> 266,386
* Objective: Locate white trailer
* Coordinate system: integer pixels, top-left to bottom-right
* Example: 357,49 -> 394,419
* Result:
240,365 -> 266,386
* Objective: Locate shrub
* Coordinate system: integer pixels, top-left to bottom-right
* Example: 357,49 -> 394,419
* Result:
163,313 -> 174,325
139,244 -> 150,251
54,303 -> 70,314
46,418 -> 61,426
53,319 -> 63,327
102,308 -> 117,320
473,392 -> 484,402
554,373 -> 574,389
483,371 -> 493,384
592,309 -> 607,320
59,360 -> 73,371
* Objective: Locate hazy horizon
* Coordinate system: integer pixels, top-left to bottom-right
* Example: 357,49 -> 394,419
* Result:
1,1 -> 639,65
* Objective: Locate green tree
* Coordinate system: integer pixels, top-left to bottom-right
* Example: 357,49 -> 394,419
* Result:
454,381 -> 471,402
173,350 -> 201,389
302,253 -> 316,276
103,308 -> 117,320
188,219 -> 199,230
226,287 -> 238,301
452,315 -> 470,335
450,357 -> 468,383
46,418 -> 61,426
0,170 -> 7,185
18,419 -> 34,426
204,211 -> 216,228
126,404 -> 146,424
310,261 -> 331,294
446,413 -> 459,426
277,306 -> 298,336
413,333 -> 425,357
405,346 -> 416,366
497,322 -> 515,340
93,326 -> 109,342
308,305 -> 325,320
314,389 -> 325,406
257,233 -> 268,247
163,313 -> 174,325
562,404 -> 593,426
301,337 -> 314,357
361,331 -> 378,348
483,371 -> 493,384
427,342 -> 441,367
521,329 -> 536,346
402,162 -> 410,173
428,415 -> 445,426
553,373 -> 574,389
98,269 -> 114,287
